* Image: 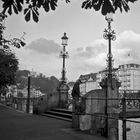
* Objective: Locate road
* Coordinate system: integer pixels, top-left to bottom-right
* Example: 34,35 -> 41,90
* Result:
0,104 -> 107,140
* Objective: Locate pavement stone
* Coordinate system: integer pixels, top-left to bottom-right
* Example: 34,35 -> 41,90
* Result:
0,103 -> 108,140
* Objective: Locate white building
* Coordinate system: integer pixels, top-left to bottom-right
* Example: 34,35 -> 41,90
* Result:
79,63 -> 140,94
79,73 -> 101,95
118,63 -> 140,91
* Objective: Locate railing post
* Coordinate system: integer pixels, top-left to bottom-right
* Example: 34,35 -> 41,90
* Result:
105,90 -> 108,138
122,95 -> 127,140
72,98 -> 80,129
26,76 -> 30,113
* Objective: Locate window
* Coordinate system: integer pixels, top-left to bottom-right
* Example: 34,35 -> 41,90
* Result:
127,84 -> 130,87
127,80 -> 130,82
130,64 -> 134,67
136,65 -> 139,68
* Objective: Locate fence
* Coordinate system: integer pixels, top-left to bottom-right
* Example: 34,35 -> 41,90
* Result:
73,95 -> 140,140
0,96 -> 34,113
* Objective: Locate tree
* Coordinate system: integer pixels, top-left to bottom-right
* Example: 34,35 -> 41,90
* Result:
17,91 -> 24,97
81,0 -> 138,15
0,48 -> 19,95
0,13 -> 26,49
0,86 -> 8,96
16,70 -> 60,94
0,7 -> 25,96
1,0 -> 137,23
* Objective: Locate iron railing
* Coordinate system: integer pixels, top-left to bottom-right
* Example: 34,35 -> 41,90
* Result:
0,96 -> 34,113
72,95 -> 140,140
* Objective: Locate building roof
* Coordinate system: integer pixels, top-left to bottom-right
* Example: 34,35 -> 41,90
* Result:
98,68 -> 118,73
119,63 -> 140,69
79,73 -> 97,82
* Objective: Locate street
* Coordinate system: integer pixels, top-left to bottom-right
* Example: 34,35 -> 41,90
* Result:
0,104 -> 107,140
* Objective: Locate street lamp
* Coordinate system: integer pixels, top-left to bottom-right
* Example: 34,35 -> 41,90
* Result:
58,33 -> 69,108
60,32 -> 69,83
103,13 -> 116,85
103,13 -> 116,138
61,32 -> 68,46
26,73 -> 31,113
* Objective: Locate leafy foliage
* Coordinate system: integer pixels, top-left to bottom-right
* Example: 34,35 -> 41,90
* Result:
17,91 -> 24,97
1,0 -> 138,22
2,0 -> 70,22
16,70 -> 60,94
81,0 -> 138,15
0,86 -> 8,96
0,12 -> 26,49
0,49 -> 18,89
2,0 -> 23,15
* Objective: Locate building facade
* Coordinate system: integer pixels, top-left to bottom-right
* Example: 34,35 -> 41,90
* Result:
79,63 -> 140,95
118,63 -> 140,91
79,73 -> 100,96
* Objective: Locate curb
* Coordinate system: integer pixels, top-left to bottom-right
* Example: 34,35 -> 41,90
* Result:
0,103 -> 32,115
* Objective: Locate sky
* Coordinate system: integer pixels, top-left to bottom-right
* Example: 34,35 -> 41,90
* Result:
1,0 -> 140,81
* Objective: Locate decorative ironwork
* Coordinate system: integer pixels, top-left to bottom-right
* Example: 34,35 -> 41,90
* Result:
103,28 -> 116,41
119,91 -> 140,111
103,15 -> 117,82
60,33 -> 69,83
59,50 -> 69,58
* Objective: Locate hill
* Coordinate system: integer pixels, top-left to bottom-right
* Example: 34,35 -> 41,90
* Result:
16,70 -> 60,94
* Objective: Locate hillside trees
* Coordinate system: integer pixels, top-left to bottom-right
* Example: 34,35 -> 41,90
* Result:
0,11 -> 26,95
1,0 -> 137,22
0,48 -> 18,95
16,70 -> 60,94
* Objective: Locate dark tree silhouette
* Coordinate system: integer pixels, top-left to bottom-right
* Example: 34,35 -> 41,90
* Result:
16,70 -> 60,94
1,0 -> 137,22
0,48 -> 18,94
82,0 -> 138,15
1,0 -> 70,22
0,12 -> 26,49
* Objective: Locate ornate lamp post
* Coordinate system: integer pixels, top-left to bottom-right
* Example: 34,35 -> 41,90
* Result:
100,13 -> 120,139
60,32 -> 69,83
59,33 -> 69,108
102,13 -> 116,138
103,13 -> 116,82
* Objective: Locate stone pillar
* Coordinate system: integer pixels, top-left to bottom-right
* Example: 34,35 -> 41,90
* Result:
100,77 -> 121,140
78,90 -> 106,134
72,99 -> 79,129
72,97 -> 86,129
59,83 -> 69,108
71,77 -> 120,140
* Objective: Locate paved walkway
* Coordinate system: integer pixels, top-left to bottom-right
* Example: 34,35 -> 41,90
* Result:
0,103 -> 107,140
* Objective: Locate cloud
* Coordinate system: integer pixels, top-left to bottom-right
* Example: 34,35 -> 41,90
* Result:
73,30 -> 140,76
73,38 -> 108,74
12,47 -> 61,78
113,30 -> 140,65
26,38 -> 60,54
76,39 -> 107,58
12,30 -> 140,81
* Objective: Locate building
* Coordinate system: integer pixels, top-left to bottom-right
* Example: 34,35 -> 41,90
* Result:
78,63 -> 140,94
79,73 -> 100,95
67,82 -> 75,99
118,63 -> 140,91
